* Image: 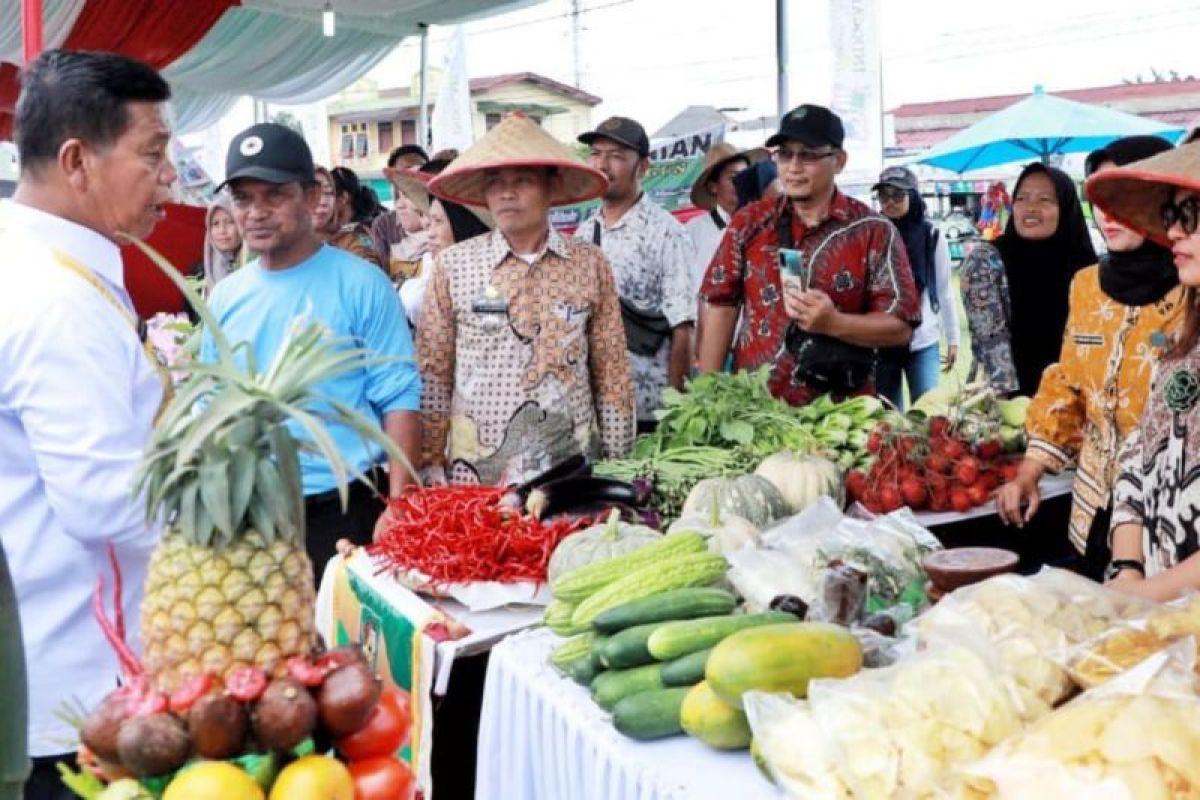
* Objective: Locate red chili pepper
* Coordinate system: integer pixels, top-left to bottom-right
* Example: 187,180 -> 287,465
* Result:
168,673 -> 214,714
367,486 -> 590,589
225,665 -> 269,702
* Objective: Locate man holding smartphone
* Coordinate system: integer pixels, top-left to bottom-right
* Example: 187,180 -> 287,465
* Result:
696,104 -> 921,406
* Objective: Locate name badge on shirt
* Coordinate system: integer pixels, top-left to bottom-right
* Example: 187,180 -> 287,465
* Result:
471,284 -> 509,314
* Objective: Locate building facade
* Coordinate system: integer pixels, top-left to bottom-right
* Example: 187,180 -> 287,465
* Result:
327,72 -> 601,200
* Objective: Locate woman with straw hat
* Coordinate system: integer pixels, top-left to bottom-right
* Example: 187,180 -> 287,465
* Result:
419,113 -> 636,486
1087,140 -> 1200,600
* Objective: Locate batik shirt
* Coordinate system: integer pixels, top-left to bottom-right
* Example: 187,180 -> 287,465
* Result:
1111,343 -> 1200,577
1025,267 -> 1182,554
417,228 -> 636,485
700,192 -> 920,407
330,221 -> 381,268
576,195 -> 696,421
960,241 -> 1018,393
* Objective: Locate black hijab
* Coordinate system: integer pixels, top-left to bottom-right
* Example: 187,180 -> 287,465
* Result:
998,163 -> 1097,395
442,199 -> 490,244
734,160 -> 778,209
890,188 -> 934,300
1085,135 -> 1177,307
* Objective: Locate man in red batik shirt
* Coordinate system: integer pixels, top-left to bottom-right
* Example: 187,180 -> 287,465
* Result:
696,104 -> 921,406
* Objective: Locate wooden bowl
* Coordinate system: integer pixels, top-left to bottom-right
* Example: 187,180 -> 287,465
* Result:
922,547 -> 1020,594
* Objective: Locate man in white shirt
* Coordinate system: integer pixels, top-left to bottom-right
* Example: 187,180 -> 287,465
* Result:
576,117 -> 696,429
684,142 -> 768,295
0,50 -> 174,798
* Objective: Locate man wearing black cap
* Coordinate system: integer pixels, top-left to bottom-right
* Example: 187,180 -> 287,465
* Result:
199,122 -> 422,580
697,104 -> 920,406
576,116 -> 696,428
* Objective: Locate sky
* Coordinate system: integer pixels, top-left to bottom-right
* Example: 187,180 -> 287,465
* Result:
364,0 -> 1200,135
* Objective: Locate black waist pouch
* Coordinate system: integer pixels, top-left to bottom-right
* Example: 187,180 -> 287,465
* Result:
785,326 -> 877,393
620,298 -> 672,357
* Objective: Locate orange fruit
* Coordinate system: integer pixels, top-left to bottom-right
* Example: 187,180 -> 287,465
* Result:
268,755 -> 355,800
163,762 -> 264,800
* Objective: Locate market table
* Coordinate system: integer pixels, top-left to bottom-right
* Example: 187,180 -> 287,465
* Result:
917,471 -> 1077,572
475,627 -> 780,800
315,552 -> 545,799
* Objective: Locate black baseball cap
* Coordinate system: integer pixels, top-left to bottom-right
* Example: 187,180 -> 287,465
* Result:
578,116 -> 650,157
217,122 -> 316,191
872,165 -> 918,193
766,104 -> 845,150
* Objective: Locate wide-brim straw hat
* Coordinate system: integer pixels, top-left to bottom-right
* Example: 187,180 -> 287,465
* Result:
383,165 -> 494,228
689,143 -> 769,210
383,166 -> 433,214
428,114 -> 609,209
1086,141 -> 1199,246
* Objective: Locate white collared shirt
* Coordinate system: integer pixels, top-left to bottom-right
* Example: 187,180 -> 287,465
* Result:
0,199 -> 162,756
685,205 -> 731,295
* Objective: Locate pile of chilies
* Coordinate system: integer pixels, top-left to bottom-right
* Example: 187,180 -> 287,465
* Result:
369,485 -> 591,587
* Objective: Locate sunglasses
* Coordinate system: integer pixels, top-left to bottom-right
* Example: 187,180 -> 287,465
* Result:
773,148 -> 838,165
1162,196 -> 1200,236
875,188 -> 907,203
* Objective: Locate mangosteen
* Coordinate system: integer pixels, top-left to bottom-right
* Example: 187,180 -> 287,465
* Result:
115,713 -> 190,777
251,677 -> 318,752
316,661 -> 380,737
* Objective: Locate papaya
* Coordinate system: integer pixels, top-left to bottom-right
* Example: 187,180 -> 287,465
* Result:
705,622 -> 862,708
680,680 -> 751,750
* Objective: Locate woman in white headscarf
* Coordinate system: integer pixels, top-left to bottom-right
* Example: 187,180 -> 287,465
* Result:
202,192 -> 244,294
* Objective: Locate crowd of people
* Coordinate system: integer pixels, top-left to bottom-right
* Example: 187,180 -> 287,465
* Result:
8,47 -> 1200,796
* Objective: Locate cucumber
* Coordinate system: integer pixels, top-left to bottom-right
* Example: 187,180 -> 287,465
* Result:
598,622 -> 667,669
647,611 -> 797,661
591,663 -> 665,711
661,647 -> 712,687
562,652 -> 601,686
612,687 -> 690,741
593,588 -> 738,633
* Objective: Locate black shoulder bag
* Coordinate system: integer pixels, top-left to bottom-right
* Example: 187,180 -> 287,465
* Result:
778,211 -> 878,393
593,220 -> 673,357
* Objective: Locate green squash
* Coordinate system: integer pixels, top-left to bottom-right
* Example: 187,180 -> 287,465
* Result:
547,509 -> 662,583
682,475 -> 787,528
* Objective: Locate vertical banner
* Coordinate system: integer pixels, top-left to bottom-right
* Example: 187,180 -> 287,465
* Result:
431,26 -> 474,154
828,0 -> 883,189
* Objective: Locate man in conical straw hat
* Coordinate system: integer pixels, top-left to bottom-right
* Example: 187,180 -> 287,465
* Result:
685,142 -> 769,292
420,113 -> 636,485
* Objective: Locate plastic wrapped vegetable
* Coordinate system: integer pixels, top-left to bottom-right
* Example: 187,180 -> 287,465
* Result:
953,641 -> 1200,799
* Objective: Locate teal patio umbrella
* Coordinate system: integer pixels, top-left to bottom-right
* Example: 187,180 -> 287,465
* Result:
916,86 -> 1185,174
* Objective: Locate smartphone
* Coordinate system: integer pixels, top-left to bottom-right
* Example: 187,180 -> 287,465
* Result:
778,247 -> 805,294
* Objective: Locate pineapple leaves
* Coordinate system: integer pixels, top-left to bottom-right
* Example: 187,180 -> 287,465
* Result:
198,457 -> 234,541
269,427 -> 305,541
228,447 -> 257,533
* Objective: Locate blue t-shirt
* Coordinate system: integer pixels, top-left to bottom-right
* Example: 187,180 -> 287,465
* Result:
200,244 -> 421,495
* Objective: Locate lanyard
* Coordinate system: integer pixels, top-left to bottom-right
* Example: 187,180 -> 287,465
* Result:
48,247 -> 174,415
710,208 -> 727,231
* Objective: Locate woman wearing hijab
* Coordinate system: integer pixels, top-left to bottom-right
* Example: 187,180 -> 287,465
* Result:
312,165 -> 382,267
201,192 -> 244,294
388,162 -> 491,327
997,136 -> 1181,581
873,166 -> 959,408
960,163 -> 1097,396
1084,140 -> 1200,600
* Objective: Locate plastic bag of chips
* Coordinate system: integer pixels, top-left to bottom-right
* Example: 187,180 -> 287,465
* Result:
1068,593 -> 1200,690
952,639 -> 1200,799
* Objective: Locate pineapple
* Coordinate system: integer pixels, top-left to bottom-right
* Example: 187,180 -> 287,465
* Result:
130,239 -> 410,693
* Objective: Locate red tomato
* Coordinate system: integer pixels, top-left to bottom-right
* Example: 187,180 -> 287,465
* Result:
954,457 -> 980,487
928,416 -> 950,438
976,440 -> 1003,460
845,470 -> 867,501
348,756 -> 415,800
899,477 -> 927,509
967,484 -> 989,507
879,486 -> 903,512
866,432 -> 883,454
941,439 -> 967,460
337,686 -> 412,761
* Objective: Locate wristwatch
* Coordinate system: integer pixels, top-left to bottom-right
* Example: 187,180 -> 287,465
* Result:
1103,559 -> 1146,582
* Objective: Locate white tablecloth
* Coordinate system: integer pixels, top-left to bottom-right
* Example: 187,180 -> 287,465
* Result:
912,469 -> 1075,528
476,628 -> 782,800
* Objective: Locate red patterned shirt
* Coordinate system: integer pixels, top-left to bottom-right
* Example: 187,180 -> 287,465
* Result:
700,192 -> 920,406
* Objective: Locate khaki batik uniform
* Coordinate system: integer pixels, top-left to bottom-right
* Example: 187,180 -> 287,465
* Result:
417,228 -> 636,485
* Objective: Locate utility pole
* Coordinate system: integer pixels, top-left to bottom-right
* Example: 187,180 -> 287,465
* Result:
570,0 -> 585,88
418,23 -> 430,148
776,0 -> 789,118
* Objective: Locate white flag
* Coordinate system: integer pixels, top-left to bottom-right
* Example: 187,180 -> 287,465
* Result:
828,0 -> 883,183
431,26 -> 474,154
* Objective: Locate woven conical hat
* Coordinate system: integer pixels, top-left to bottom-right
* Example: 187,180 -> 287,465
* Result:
428,114 -> 608,208
690,143 -> 769,210
383,165 -> 494,228
383,166 -> 433,213
1086,141 -> 1200,245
